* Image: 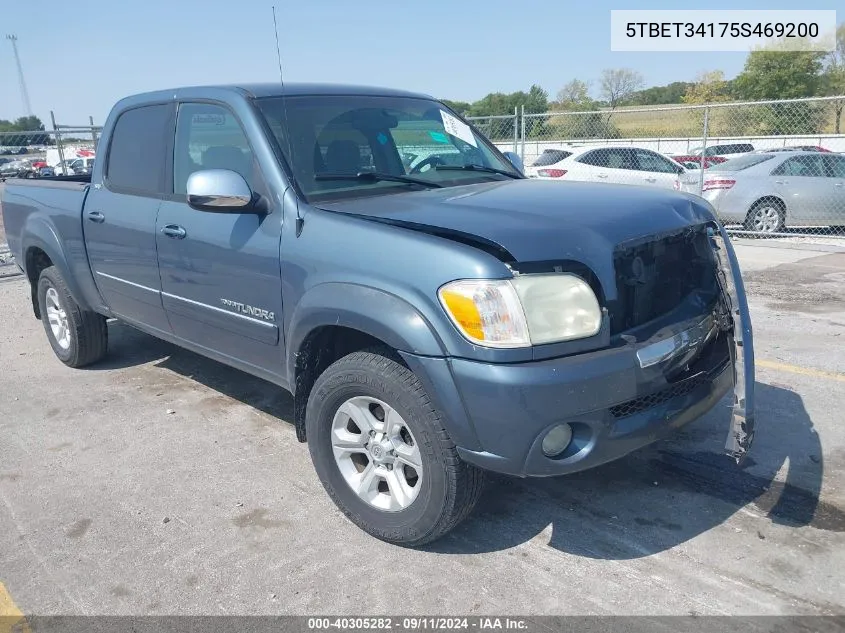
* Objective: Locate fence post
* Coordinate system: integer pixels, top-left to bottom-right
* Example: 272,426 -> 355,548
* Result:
698,106 -> 709,196
512,107 -> 518,154
520,105 -> 526,160
50,110 -> 66,170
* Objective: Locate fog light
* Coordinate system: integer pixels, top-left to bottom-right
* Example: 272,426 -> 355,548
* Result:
542,423 -> 573,457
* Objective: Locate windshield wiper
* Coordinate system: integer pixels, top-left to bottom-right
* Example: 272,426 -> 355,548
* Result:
314,171 -> 444,188
434,164 -> 522,179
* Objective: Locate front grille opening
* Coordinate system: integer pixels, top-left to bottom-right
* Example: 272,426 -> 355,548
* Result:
610,334 -> 730,420
609,372 -> 712,419
610,227 -> 719,334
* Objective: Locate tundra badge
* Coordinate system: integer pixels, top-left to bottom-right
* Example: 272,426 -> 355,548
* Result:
220,298 -> 275,321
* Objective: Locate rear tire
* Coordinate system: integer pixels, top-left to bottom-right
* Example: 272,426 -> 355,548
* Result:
306,349 -> 484,546
37,266 -> 108,367
744,199 -> 785,234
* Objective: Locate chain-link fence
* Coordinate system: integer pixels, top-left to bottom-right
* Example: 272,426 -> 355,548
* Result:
491,96 -> 845,238
1,113 -> 100,181
466,111 -> 520,154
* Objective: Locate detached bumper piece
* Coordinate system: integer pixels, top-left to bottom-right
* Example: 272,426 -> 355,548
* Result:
709,226 -> 756,464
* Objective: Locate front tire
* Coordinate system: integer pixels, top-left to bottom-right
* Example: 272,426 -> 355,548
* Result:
37,266 -> 108,367
306,350 -> 484,546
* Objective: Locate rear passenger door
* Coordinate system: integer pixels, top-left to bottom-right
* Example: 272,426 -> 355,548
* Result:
632,148 -> 682,190
84,103 -> 174,334
155,102 -> 285,378
771,155 -> 830,223
577,148 -> 635,185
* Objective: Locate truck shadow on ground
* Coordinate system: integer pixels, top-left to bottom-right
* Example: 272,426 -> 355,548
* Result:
96,322 -> 841,559
431,381 -> 844,557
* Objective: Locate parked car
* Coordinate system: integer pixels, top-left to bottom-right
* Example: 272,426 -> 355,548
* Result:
761,146 -> 831,153
671,155 -> 727,170
0,159 -> 36,180
523,148 -> 576,178
532,145 -> 699,191
52,157 -> 96,176
698,151 -> 845,233
687,143 -> 755,160
1,82 -> 755,545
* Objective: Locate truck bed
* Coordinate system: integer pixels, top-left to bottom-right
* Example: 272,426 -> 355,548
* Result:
0,177 -> 91,276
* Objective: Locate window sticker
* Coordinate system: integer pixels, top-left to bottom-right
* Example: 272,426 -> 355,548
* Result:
440,110 -> 477,148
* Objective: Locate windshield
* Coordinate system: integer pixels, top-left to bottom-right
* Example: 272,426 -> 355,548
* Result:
255,95 -> 521,202
713,154 -> 776,171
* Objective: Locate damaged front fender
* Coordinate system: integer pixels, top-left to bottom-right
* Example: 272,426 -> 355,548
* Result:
709,225 -> 756,464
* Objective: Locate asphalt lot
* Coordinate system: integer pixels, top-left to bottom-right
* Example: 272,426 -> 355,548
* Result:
1,200 -> 845,616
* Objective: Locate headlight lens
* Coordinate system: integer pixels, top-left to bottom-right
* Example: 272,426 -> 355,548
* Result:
510,273 -> 602,344
439,274 -> 602,348
438,280 -> 530,348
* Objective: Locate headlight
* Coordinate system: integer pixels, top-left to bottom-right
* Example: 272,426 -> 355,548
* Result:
438,274 -> 602,348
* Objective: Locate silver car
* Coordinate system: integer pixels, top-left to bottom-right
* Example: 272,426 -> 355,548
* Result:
698,151 -> 845,233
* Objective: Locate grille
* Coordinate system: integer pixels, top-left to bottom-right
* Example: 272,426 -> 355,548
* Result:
609,374 -> 709,419
609,358 -> 729,419
611,227 -> 718,334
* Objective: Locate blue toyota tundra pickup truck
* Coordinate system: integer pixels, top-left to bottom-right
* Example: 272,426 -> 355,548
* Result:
1,83 -> 755,545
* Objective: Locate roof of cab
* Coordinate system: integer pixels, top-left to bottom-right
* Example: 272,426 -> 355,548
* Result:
118,83 -> 434,105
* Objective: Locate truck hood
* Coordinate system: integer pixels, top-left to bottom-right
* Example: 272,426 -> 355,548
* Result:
317,179 -> 717,284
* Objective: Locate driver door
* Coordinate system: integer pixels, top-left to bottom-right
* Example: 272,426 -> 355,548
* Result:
155,101 -> 286,378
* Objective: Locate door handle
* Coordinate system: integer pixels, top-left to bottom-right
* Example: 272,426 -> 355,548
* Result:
835,183 -> 844,188
86,210 -> 105,223
596,173 -> 608,179
161,224 -> 187,239
774,180 -> 788,185
644,177 -> 656,182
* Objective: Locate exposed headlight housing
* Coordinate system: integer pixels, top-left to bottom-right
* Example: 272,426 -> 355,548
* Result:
438,273 -> 602,348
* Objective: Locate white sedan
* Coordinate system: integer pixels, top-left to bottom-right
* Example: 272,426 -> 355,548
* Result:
529,145 -> 698,192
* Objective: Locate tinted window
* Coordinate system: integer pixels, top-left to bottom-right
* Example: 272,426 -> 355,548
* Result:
772,155 -> 826,177
173,103 -> 258,195
533,150 -> 572,166
578,148 -> 636,169
577,149 -> 607,167
106,104 -> 171,194
634,149 -> 678,173
823,155 -> 845,178
715,154 -> 775,171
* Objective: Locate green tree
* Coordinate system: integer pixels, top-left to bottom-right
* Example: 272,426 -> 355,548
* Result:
440,99 -> 471,116
555,79 -> 593,109
599,68 -> 644,109
14,115 -> 45,131
733,41 -> 828,135
822,24 -> 845,133
628,81 -> 693,106
733,47 -> 825,100
682,71 -> 732,105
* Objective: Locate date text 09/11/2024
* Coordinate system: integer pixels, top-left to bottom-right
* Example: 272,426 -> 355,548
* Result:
625,22 -> 820,39
307,618 -> 529,630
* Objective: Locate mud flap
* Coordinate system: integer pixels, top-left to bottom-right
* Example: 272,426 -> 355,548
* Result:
709,226 -> 755,464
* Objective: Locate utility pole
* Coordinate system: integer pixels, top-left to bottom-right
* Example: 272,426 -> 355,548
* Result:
6,34 -> 34,116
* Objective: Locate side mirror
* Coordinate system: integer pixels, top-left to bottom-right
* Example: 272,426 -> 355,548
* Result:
502,151 -> 524,175
186,169 -> 255,212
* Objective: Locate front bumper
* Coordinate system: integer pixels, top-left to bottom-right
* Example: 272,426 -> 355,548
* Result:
448,322 -> 734,477
402,225 -> 755,478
